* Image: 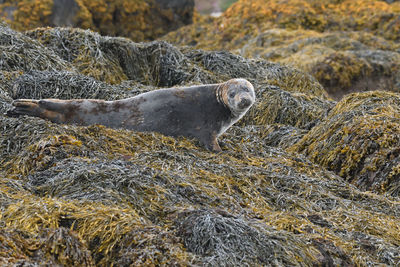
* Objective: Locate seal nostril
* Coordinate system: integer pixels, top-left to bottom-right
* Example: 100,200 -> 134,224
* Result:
239,98 -> 251,108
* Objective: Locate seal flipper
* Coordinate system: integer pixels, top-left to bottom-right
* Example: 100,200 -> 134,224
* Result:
210,138 -> 222,152
6,99 -> 41,117
6,99 -> 65,123
201,133 -> 222,152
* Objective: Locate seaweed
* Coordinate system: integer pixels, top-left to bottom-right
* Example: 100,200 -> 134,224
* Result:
0,228 -> 94,266
2,108 -> 400,265
0,0 -> 195,42
241,29 -> 400,99
242,84 -> 334,128
291,91 -> 400,196
164,0 -> 400,98
183,48 -> 329,98
109,226 -> 190,266
0,23 -> 72,73
1,21 -> 400,266
26,27 -> 128,84
175,209 -> 294,266
166,0 -> 400,49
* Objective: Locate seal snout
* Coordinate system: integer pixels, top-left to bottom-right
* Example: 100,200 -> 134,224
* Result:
238,96 -> 252,109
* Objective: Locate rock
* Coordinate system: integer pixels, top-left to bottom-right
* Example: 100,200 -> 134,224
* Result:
241,29 -> 400,99
0,0 -> 195,42
0,228 -> 94,266
164,0 -> 400,98
291,91 -> 400,195
1,22 -> 400,266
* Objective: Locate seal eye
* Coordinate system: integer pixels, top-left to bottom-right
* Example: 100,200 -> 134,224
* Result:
229,92 -> 235,98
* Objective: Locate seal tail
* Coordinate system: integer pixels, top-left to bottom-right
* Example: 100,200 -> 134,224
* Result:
6,99 -> 66,123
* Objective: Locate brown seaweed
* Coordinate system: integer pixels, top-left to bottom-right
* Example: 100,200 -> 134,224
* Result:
0,20 -> 399,266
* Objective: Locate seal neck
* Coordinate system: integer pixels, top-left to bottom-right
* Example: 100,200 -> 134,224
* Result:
216,83 -> 229,110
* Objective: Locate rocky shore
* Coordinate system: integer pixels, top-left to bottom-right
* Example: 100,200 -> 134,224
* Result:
0,0 -> 399,266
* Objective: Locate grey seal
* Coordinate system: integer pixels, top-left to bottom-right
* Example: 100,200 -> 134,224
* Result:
7,78 -> 256,151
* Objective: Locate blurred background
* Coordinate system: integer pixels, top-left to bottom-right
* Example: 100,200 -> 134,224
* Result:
195,0 -> 238,15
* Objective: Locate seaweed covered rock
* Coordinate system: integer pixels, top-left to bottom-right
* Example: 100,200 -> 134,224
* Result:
182,48 -> 328,98
0,0 -> 195,42
165,0 -> 400,50
164,0 -> 400,98
0,23 -> 73,73
241,29 -> 400,99
311,49 -> 400,99
291,91 -> 400,196
175,209 -> 292,266
242,84 -> 334,129
0,228 -> 94,266
248,124 -> 308,149
1,25 -> 331,129
1,113 -> 400,265
109,225 -> 189,266
1,112 -> 400,265
1,22 -> 400,266
26,26 -> 330,95
26,27 -> 201,85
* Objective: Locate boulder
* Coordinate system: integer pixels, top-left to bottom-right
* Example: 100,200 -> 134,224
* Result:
0,0 -> 195,41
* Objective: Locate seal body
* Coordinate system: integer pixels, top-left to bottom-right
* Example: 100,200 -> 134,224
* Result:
7,79 -> 255,151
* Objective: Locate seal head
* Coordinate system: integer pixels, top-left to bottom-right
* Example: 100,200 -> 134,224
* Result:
216,78 -> 256,135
